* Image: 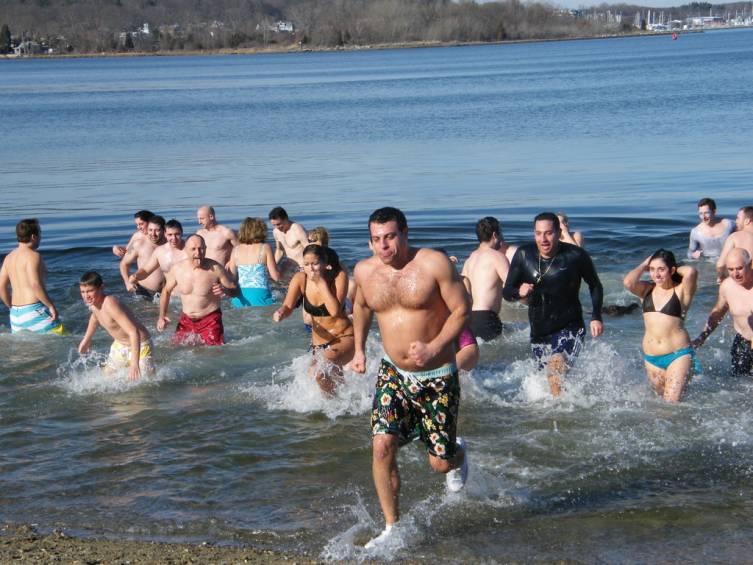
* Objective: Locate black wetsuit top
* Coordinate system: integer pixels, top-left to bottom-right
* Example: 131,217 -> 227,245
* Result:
502,242 -> 603,339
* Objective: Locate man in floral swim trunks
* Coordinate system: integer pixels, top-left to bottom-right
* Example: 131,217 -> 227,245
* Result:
352,207 -> 471,549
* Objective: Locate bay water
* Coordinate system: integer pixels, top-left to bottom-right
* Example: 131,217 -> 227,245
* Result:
1,28 -> 753,562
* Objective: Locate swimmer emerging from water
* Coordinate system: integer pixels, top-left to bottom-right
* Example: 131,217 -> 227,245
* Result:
78,271 -> 154,381
716,206 -> 753,283
269,207 -> 308,277
112,210 -> 153,258
120,215 -> 167,301
129,219 -> 187,292
273,244 -> 354,395
688,197 -> 733,260
624,250 -> 698,403
197,205 -> 238,267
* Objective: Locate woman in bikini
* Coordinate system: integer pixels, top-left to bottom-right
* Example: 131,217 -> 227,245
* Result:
272,244 -> 354,394
623,249 -> 699,403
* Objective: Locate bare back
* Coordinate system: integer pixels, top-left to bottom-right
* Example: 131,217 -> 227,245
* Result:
461,247 -> 509,312
2,246 -> 47,306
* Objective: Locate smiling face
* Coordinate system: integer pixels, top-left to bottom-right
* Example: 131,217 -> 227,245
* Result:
147,222 -> 164,244
79,283 -> 103,307
135,217 -> 149,234
303,251 -> 325,278
649,258 -> 675,286
185,235 -> 206,266
165,227 -> 183,248
270,218 -> 290,233
698,205 -> 716,225
534,219 -> 560,258
369,220 -> 408,266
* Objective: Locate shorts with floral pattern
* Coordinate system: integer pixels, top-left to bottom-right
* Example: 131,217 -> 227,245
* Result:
371,357 -> 460,460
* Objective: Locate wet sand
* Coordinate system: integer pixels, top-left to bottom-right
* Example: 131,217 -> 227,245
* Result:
0,524 -> 318,564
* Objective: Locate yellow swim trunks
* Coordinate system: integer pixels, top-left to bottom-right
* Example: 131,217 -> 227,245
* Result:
107,340 -> 155,374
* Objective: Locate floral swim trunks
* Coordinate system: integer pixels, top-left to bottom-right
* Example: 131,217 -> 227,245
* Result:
371,356 -> 460,460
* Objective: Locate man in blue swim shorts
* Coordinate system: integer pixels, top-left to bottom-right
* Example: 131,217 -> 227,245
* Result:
0,218 -> 66,335
503,212 -> 604,396
352,207 -> 471,549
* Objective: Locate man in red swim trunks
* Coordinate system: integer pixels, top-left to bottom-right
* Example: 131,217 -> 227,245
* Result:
157,234 -> 237,346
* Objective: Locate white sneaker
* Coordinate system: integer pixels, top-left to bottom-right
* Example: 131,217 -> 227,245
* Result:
364,524 -> 393,549
445,437 -> 469,493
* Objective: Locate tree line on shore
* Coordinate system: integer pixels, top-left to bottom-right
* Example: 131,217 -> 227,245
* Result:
0,0 -> 749,55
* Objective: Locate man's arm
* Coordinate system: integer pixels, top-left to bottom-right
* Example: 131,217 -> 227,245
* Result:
580,250 -> 604,337
226,227 -> 239,248
119,245 -> 139,292
495,252 -> 511,287
212,264 -> 239,298
688,227 -> 702,260
291,224 -> 308,252
130,252 -> 160,285
157,269 -> 178,331
351,264 -> 374,374
273,230 -> 284,263
409,251 -> 470,367
26,254 -> 58,320
716,236 -> 735,282
78,314 -> 99,354
693,285 -> 729,348
0,258 -> 11,308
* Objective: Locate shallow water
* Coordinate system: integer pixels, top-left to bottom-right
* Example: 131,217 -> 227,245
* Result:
2,29 -> 753,562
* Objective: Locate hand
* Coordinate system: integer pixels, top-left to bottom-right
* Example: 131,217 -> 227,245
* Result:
78,341 -> 90,354
691,250 -> 702,260
126,281 -> 136,293
212,282 -> 226,297
519,283 -> 534,298
272,307 -> 288,322
408,341 -> 437,368
128,364 -> 141,381
157,315 -> 170,331
128,273 -> 139,285
48,305 -> 59,321
590,320 -> 603,338
351,350 -> 366,373
112,245 -> 126,258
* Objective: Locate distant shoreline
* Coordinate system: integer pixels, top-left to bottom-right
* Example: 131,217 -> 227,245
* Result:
0,29 -> 708,61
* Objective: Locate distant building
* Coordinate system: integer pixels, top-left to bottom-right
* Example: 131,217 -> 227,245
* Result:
13,41 -> 43,55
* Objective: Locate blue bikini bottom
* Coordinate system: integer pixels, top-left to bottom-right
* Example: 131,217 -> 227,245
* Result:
643,345 -> 701,373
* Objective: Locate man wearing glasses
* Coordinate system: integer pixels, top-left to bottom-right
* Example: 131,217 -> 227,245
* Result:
503,212 -> 603,396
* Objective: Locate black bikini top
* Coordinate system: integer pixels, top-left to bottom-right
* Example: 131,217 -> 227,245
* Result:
642,284 -> 683,319
302,279 -> 331,317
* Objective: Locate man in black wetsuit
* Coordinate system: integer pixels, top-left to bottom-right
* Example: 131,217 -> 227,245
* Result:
502,212 -> 603,396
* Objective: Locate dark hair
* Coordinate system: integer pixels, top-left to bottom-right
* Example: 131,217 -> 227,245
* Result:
740,206 -> 753,223
533,212 -> 560,231
16,218 -> 40,243
697,198 -> 717,211
134,210 -> 154,223
80,271 -> 104,287
303,244 -> 342,280
165,219 -> 183,233
368,207 -> 407,232
649,249 -> 682,284
476,216 -> 500,243
149,215 -> 166,229
268,207 -> 289,221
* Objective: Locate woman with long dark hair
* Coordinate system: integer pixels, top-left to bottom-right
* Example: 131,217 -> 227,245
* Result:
624,249 -> 699,402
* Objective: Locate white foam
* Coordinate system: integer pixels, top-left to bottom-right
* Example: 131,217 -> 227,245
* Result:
56,348 -> 165,395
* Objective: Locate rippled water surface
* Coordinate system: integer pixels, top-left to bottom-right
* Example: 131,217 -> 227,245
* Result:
2,28 -> 753,562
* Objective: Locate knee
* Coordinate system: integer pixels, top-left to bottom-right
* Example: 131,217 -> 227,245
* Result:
429,456 -> 452,474
372,435 -> 398,463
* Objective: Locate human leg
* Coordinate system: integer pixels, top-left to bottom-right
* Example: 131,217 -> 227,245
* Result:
663,354 -> 692,403
372,434 -> 400,525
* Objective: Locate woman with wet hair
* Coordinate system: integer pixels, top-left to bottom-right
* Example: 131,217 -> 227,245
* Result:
272,244 -> 354,395
623,249 -> 699,403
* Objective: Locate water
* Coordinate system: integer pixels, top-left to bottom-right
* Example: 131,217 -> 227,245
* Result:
1,28 -> 753,562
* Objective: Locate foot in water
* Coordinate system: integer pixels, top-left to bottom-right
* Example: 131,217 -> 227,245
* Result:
445,437 -> 469,493
364,524 -> 394,549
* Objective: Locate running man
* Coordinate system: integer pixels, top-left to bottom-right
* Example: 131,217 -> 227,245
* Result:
128,219 -> 187,289
269,207 -> 308,273
112,210 -> 154,258
694,248 -> 753,376
716,206 -> 753,283
352,207 -> 470,548
502,212 -> 604,396
0,218 -> 66,334
78,271 -> 154,380
460,216 -> 510,342
157,234 -> 237,346
196,205 -> 238,266
120,215 -> 167,300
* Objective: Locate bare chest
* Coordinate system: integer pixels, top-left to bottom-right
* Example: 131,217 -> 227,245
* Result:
365,266 -> 436,312
176,267 -> 217,296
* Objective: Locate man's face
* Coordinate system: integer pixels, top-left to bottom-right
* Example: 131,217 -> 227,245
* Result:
79,284 -> 102,306
271,218 -> 289,233
534,220 -> 559,257
699,205 -> 715,225
147,223 -> 163,244
736,210 -> 747,231
165,227 -> 183,248
135,217 -> 149,234
197,209 -> 212,228
727,256 -> 751,284
186,237 -> 206,266
369,221 -> 407,266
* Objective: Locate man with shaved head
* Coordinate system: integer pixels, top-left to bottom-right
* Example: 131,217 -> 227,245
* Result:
694,248 -> 753,376
157,234 -> 237,346
196,205 -> 238,266
716,206 -> 753,283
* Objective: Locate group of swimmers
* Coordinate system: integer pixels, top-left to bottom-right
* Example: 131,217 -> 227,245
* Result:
3,199 -> 753,547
